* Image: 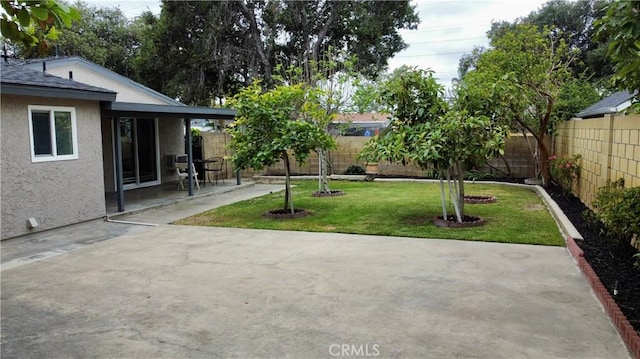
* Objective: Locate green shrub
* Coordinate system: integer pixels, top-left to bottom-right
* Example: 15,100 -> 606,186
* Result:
344,165 -> 366,175
590,179 -> 640,257
465,170 -> 496,181
549,154 -> 581,196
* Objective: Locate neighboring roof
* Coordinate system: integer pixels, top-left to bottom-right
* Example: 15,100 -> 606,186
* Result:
103,102 -> 236,120
576,90 -> 637,119
21,56 -> 185,106
1,61 -> 117,102
334,112 -> 389,123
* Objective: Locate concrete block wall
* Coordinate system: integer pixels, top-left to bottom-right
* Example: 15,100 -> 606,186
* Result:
554,114 -> 640,209
480,133 -> 545,178
202,132 -> 536,179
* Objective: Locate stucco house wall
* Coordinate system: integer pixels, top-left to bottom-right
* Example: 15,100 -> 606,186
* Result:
1,95 -> 106,239
158,119 -> 185,184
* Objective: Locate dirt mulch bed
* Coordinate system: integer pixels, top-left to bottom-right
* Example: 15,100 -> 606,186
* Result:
545,184 -> 640,337
432,215 -> 485,228
464,195 -> 497,204
312,190 -> 346,197
264,208 -> 309,219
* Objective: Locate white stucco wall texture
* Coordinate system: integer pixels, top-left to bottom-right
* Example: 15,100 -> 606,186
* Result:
1,95 -> 107,240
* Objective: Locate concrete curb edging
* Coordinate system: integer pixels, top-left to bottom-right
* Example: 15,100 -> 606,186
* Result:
565,235 -> 640,359
534,179 -> 640,359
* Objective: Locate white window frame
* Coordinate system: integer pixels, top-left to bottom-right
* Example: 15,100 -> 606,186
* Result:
28,105 -> 79,162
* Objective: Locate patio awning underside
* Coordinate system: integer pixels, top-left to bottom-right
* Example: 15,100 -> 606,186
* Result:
102,102 -> 236,120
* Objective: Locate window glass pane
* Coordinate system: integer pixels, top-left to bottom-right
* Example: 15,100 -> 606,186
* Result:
32,111 -> 52,155
54,111 -> 73,155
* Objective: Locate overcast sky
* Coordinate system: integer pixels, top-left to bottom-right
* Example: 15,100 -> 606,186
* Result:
85,0 -> 549,89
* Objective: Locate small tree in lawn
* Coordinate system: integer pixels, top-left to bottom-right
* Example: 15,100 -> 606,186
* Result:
275,52 -> 363,195
359,68 -> 505,223
227,82 -> 335,214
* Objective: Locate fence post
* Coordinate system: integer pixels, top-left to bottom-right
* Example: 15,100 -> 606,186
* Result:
604,114 -> 615,186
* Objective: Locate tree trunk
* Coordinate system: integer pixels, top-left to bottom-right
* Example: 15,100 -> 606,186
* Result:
538,133 -> 551,187
499,154 -> 512,177
456,162 -> 465,218
283,152 -> 294,213
439,175 -> 448,219
318,149 -> 330,193
447,167 -> 463,223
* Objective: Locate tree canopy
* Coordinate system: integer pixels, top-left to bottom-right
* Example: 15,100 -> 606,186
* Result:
595,0 -> 640,98
460,24 -> 574,186
1,0 -> 80,55
483,0 -> 612,86
132,0 -> 419,105
359,68 -> 505,223
14,1 -> 143,78
227,82 -> 335,213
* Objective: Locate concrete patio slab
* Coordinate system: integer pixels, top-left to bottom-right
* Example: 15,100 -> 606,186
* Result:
1,225 -> 630,358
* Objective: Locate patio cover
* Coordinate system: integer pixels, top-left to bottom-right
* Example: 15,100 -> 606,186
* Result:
101,102 -> 236,212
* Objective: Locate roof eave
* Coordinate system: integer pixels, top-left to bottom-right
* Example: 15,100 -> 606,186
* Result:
1,83 -> 117,102
102,102 -> 236,120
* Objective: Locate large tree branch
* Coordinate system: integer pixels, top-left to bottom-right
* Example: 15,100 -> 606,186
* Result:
237,1 -> 271,79
311,1 -> 338,63
510,105 -> 541,143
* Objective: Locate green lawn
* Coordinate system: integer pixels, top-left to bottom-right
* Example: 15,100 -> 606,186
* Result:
176,180 -> 564,246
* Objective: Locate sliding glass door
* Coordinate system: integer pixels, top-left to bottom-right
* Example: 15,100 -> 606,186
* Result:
117,118 -> 160,189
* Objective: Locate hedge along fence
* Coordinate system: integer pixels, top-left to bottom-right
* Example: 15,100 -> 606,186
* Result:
555,114 -> 640,209
201,131 -> 539,180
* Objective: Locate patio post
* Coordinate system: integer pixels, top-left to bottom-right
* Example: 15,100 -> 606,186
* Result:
113,117 -> 125,212
186,117 -> 194,196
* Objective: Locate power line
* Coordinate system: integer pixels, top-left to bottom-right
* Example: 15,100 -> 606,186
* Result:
403,23 -> 489,33
409,36 -> 486,45
394,50 -> 469,59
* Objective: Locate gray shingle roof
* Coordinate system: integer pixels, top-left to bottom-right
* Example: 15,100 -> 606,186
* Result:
1,61 -> 116,101
576,90 -> 637,118
2,62 -> 114,93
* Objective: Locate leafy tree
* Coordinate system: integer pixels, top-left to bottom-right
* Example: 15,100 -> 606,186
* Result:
486,0 -> 612,85
1,0 -> 80,55
18,2 -> 141,76
227,82 -> 335,214
524,0 -> 612,82
134,1 -> 248,105
455,46 -> 486,81
347,77 -> 384,114
595,0 -> 640,99
137,0 -> 418,105
462,24 -> 574,187
554,77 -> 601,122
358,69 -> 505,223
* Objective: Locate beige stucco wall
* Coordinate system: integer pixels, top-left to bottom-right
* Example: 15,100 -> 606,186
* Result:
158,119 -> 185,184
1,95 -> 106,239
555,114 -> 640,209
201,132 -> 537,179
44,64 -> 169,105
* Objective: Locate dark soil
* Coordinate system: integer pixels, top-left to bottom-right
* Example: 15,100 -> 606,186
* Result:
263,208 -> 309,219
544,184 -> 640,335
312,190 -> 346,197
464,195 -> 497,204
433,215 -> 485,228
